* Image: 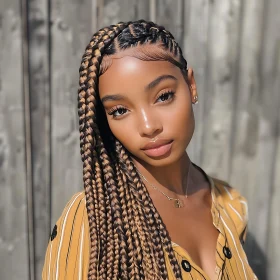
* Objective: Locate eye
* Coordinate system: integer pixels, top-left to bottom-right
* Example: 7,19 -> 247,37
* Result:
156,91 -> 175,103
107,106 -> 128,118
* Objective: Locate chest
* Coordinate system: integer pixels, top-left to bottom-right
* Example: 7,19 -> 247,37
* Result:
154,197 -> 219,279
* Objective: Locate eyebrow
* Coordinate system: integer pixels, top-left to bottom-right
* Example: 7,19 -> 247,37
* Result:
101,94 -> 124,103
101,74 -> 177,103
145,74 -> 177,91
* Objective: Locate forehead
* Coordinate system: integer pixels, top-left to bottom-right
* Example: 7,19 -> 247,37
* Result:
98,55 -> 181,97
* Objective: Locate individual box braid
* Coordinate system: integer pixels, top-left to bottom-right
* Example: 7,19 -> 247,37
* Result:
77,20 -> 188,280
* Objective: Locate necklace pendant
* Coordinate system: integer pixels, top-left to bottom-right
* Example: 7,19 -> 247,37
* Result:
174,199 -> 183,208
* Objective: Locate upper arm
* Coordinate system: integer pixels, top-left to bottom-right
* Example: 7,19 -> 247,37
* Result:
222,185 -> 249,244
42,191 -> 89,280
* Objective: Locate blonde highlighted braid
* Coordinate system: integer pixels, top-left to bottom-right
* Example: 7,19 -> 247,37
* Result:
77,20 -> 188,279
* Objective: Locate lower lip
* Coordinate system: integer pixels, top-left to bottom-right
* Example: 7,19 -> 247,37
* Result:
142,141 -> 173,158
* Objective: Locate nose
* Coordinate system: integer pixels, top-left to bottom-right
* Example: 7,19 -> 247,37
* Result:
138,108 -> 163,137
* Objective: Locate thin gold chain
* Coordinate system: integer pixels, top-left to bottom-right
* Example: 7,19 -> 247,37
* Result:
137,162 -> 191,208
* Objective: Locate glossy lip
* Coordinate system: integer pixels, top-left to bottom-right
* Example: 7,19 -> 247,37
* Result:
141,139 -> 173,150
141,139 -> 173,158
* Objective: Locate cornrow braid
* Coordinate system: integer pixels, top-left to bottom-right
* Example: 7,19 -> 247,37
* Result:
78,20 -> 187,279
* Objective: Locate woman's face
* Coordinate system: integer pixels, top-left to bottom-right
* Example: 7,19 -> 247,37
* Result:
98,50 -> 196,167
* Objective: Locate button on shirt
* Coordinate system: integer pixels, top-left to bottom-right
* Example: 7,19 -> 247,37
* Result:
165,176 -> 257,279
42,175 -> 257,280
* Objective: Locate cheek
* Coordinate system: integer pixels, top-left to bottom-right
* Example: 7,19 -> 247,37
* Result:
164,95 -> 194,136
107,118 -> 138,148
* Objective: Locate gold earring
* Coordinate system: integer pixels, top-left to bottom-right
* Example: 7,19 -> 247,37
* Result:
193,95 -> 198,104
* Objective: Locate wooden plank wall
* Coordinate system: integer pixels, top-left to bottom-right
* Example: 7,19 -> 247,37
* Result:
0,0 -> 279,279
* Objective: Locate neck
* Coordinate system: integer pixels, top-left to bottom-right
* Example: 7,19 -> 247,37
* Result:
134,152 -> 198,195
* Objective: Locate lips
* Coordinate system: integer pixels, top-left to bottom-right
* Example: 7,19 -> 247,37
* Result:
142,139 -> 173,150
141,139 -> 173,158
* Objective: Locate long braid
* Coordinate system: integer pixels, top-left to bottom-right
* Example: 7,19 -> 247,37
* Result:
115,163 -> 142,279
78,20 -> 188,279
115,141 -> 159,279
78,22 -> 131,279
117,144 -> 182,279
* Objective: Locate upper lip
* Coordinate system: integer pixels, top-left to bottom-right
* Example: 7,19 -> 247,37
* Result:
141,139 -> 173,150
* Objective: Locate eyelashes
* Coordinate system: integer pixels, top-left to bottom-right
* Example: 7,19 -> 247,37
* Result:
107,106 -> 128,118
156,90 -> 175,103
107,90 -> 176,119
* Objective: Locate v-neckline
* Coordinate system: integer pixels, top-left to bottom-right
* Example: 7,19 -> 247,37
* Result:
169,163 -> 225,280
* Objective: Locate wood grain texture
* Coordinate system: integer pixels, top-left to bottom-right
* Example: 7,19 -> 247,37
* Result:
0,1 -> 29,279
199,0 -> 242,180
0,0 -> 279,279
50,0 -> 88,225
228,0 -> 277,277
27,0 -> 51,278
98,0 -> 150,29
264,0 -> 280,279
154,0 -> 184,46
182,0 -> 210,164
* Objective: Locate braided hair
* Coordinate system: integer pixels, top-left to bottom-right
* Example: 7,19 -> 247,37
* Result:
78,20 -> 188,280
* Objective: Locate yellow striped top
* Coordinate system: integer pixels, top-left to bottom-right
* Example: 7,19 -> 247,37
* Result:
42,175 -> 257,279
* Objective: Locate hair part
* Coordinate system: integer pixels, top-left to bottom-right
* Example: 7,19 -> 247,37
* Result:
99,42 -> 186,75
78,20 -> 187,279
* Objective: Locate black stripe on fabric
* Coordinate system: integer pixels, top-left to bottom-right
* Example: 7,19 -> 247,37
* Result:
220,261 -> 225,280
227,256 -> 233,276
223,266 -> 230,280
189,265 -> 207,280
189,271 -> 194,280
223,209 -> 250,278
226,261 -> 237,279
64,196 -> 84,276
224,239 -> 239,280
216,248 -> 224,262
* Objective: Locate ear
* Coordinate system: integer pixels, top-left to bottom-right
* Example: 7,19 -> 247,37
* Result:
187,68 -> 198,104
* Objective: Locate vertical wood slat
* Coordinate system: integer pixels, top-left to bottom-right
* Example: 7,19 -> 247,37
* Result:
262,0 -> 280,278
229,0 -> 271,277
0,1 -> 30,280
155,0 -> 184,47
50,0 -> 90,225
199,0 -> 242,180
267,51 -> 280,280
27,0 -> 51,278
98,0 -> 150,29
0,1 -> 280,279
183,0 -> 210,165
149,0 -> 156,22
21,0 -> 35,279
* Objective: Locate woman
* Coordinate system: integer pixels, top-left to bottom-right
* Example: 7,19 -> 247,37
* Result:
42,20 -> 257,280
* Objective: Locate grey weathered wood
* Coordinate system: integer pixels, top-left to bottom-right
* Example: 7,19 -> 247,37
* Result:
22,0 -> 35,278
27,0 -> 51,278
98,0 -> 150,29
0,0 -> 279,279
228,0 -> 275,277
199,0 -> 242,180
268,94 -> 280,279
183,0 -> 210,165
155,0 -> 184,47
50,0 -> 88,226
264,0 -> 280,279
0,1 -> 29,279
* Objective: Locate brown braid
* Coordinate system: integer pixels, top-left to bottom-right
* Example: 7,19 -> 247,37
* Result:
78,20 -> 188,279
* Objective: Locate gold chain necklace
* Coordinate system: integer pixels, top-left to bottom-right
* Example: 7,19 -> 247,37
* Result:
138,163 -> 191,208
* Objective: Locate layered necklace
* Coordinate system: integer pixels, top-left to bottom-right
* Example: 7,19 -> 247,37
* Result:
137,162 -> 191,208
